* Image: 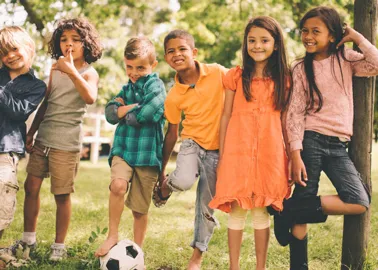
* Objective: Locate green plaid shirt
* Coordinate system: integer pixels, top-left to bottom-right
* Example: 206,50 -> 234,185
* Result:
105,73 -> 166,169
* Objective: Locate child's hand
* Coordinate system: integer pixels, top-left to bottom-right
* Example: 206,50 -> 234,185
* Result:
25,134 -> 34,153
114,97 -> 125,105
289,150 -> 307,187
52,49 -> 76,75
336,25 -> 364,49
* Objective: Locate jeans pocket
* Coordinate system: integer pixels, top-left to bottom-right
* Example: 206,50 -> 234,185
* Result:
180,140 -> 198,155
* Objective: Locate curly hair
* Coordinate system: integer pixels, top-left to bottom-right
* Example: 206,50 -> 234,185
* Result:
48,18 -> 102,64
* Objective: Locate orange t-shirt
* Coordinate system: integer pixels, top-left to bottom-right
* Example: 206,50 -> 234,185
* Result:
164,61 -> 228,150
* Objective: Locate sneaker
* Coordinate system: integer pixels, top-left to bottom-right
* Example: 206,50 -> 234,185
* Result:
49,244 -> 67,261
8,240 -> 37,258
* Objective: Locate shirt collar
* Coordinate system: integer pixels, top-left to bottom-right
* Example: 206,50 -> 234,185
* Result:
0,66 -> 36,79
128,72 -> 158,89
174,60 -> 209,94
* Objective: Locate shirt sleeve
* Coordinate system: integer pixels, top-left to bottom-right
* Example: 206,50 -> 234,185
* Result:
223,66 -> 242,91
105,87 -> 125,125
127,78 -> 166,125
347,38 -> 378,77
164,91 -> 182,124
286,64 -> 307,152
0,78 -> 46,121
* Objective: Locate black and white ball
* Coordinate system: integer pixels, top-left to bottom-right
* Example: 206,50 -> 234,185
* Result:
99,239 -> 144,270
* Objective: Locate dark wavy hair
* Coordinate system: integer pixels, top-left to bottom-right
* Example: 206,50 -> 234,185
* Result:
296,6 -> 346,112
241,16 -> 290,111
48,18 -> 102,64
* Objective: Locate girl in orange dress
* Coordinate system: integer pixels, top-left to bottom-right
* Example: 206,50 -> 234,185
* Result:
209,16 -> 291,270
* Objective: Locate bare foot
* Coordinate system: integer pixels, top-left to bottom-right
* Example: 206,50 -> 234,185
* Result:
187,260 -> 201,270
95,237 -> 118,257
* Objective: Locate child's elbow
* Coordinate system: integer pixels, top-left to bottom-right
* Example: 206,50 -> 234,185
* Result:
85,96 -> 96,105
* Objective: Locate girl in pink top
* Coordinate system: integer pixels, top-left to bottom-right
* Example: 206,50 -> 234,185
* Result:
273,6 -> 378,269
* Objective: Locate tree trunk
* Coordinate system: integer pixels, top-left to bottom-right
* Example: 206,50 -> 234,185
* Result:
341,1 -> 377,269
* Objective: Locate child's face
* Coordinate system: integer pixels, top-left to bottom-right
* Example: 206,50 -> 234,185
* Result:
301,16 -> 335,60
124,56 -> 157,83
164,38 -> 197,72
247,27 -> 276,67
59,29 -> 84,61
1,45 -> 31,75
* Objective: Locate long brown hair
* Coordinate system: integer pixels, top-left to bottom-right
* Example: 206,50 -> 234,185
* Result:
241,16 -> 290,110
296,6 -> 346,112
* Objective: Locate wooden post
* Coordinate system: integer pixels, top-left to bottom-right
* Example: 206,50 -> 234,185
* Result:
341,1 -> 377,269
90,113 -> 102,164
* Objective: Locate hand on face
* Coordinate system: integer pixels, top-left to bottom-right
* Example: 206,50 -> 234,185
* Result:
52,48 -> 76,75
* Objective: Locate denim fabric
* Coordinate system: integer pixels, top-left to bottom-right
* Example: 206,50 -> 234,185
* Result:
0,68 -> 46,154
167,139 -> 219,252
292,131 -> 370,208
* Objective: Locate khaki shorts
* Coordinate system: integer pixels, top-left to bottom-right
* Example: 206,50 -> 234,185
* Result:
0,153 -> 19,231
110,156 -> 159,214
26,141 -> 80,195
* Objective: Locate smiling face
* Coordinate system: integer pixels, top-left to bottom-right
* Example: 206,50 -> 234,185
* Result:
164,38 -> 197,72
301,16 -> 335,60
1,45 -> 31,75
59,29 -> 84,61
247,26 -> 276,68
124,56 -> 157,83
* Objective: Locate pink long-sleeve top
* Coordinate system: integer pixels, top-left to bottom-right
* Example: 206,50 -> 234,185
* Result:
286,38 -> 378,152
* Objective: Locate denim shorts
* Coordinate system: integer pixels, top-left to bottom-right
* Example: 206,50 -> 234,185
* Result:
292,131 -> 370,208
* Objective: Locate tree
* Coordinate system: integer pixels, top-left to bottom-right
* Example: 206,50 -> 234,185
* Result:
341,0 -> 377,269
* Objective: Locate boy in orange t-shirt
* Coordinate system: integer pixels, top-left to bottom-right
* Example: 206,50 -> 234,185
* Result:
152,29 -> 227,269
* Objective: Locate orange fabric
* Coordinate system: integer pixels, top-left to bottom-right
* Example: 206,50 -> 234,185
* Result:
209,67 -> 289,212
164,61 -> 227,150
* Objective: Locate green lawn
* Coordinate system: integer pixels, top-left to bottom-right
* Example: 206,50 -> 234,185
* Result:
1,143 -> 378,269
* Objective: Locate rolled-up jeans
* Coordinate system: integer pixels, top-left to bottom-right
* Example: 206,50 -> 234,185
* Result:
167,139 -> 219,252
0,152 -> 19,231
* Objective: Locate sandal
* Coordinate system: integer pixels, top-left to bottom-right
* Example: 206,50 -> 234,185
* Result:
152,176 -> 172,208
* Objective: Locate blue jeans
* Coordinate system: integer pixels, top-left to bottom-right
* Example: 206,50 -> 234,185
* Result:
292,131 -> 370,208
167,139 -> 219,252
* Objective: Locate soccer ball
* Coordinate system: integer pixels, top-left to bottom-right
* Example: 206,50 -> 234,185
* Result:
99,239 -> 144,270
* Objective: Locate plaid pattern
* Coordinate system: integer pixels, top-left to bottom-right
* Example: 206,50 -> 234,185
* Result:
106,73 -> 166,169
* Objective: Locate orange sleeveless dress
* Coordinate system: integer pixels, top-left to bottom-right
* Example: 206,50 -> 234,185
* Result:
209,67 -> 289,213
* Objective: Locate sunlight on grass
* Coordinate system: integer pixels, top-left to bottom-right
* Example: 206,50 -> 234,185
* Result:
0,143 -> 377,269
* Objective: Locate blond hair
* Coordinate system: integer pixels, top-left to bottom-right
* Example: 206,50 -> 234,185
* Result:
0,26 -> 35,68
124,36 -> 156,64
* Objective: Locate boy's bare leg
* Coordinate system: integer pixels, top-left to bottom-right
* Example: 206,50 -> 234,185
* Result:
24,174 -> 43,233
54,194 -> 71,243
132,211 -> 148,247
95,179 -> 128,257
254,228 -> 269,270
188,247 -> 202,270
228,229 -> 243,270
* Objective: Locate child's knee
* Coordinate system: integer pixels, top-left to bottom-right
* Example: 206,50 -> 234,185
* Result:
251,207 -> 270,230
109,178 -> 128,196
132,211 -> 147,220
167,173 -> 196,192
228,203 -> 247,230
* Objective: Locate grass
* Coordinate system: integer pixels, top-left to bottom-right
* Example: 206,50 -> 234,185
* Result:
1,143 -> 378,269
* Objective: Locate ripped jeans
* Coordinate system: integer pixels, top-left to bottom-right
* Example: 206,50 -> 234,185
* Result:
167,139 -> 219,252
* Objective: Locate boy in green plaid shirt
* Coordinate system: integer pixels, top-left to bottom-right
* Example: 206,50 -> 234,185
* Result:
95,37 -> 166,257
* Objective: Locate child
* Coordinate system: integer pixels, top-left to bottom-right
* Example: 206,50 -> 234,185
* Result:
152,30 -> 227,270
208,16 -> 291,270
274,6 -> 378,269
0,26 -> 46,240
12,18 -> 102,261
95,37 -> 166,258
